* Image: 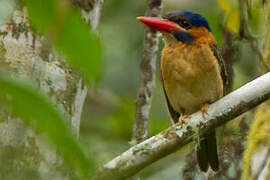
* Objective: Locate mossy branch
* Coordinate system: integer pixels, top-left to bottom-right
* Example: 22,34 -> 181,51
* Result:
95,72 -> 270,180
132,0 -> 163,145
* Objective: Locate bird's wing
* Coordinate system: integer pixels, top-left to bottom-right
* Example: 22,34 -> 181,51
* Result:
161,77 -> 180,124
210,44 -> 230,95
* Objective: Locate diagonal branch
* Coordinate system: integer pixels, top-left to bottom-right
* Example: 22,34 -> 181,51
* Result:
95,72 -> 270,180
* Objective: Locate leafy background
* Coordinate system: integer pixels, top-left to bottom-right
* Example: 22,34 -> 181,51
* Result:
81,0 -> 260,179
0,0 -> 263,179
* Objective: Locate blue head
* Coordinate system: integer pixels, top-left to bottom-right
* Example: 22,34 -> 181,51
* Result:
162,10 -> 212,43
163,10 -> 211,32
138,9 -> 214,44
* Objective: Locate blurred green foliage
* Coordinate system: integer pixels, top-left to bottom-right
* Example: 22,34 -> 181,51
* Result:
0,0 -> 103,178
219,0 -> 263,34
24,0 -> 102,81
219,0 -> 240,33
0,75 -> 93,178
0,0 -> 265,179
81,0 -> 262,179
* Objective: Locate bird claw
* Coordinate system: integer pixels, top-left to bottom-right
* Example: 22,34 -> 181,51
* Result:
201,103 -> 209,118
179,113 -> 190,124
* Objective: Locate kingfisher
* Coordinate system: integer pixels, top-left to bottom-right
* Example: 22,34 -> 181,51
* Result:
137,10 -> 229,172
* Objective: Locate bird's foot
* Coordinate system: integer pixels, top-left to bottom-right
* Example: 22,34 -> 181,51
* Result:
201,103 -> 209,118
179,113 -> 190,124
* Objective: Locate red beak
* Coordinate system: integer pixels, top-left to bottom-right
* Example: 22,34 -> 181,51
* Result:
137,17 -> 183,31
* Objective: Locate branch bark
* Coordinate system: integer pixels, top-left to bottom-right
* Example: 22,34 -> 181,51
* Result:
78,0 -> 104,30
96,72 -> 270,180
132,0 -> 162,144
71,0 -> 104,137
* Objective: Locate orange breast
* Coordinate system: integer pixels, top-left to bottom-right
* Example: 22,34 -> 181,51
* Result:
161,43 -> 223,114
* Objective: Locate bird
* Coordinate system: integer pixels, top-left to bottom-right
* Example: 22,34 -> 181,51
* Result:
137,10 -> 229,172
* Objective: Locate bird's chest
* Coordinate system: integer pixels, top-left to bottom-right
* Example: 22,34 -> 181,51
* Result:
161,44 -> 223,113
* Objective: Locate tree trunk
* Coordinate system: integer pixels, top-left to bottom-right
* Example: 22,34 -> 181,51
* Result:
0,1 -> 103,179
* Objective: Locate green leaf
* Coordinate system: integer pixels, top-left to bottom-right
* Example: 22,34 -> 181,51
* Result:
23,0 -> 102,80
226,10 -> 240,33
218,0 -> 240,34
0,75 -> 94,178
249,5 -> 263,34
23,0 -> 55,32
218,0 -> 231,14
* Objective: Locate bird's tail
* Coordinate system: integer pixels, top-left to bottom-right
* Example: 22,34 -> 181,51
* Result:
196,130 -> 219,172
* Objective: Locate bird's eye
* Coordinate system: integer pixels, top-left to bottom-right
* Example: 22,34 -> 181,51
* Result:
179,20 -> 192,29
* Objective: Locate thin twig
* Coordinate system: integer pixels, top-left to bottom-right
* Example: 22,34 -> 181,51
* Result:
131,0 -> 163,145
96,72 -> 270,180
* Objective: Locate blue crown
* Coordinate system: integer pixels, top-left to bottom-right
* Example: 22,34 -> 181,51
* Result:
164,10 -> 211,31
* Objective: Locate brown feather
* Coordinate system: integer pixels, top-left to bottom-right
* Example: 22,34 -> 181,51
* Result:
210,44 -> 230,94
161,80 -> 180,124
161,41 -> 224,114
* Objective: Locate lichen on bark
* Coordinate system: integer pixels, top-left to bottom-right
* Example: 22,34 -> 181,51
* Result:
0,0 -> 104,178
0,9 -> 82,179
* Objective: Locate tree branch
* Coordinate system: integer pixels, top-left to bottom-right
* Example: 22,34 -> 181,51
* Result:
70,0 -> 104,30
0,1 -> 104,178
70,0 -> 104,137
132,0 -> 162,144
96,72 -> 270,180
